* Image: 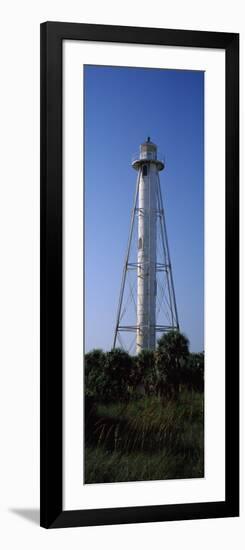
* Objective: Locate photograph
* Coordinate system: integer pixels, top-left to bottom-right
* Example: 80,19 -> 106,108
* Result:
40,20 -> 239,529
84,64 -> 204,484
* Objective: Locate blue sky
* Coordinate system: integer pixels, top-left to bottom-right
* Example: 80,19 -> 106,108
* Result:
84,65 -> 204,353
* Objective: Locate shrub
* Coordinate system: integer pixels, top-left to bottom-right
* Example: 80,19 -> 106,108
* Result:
184,352 -> 204,392
85,348 -> 132,402
85,349 -> 106,399
136,349 -> 158,395
156,330 -> 190,397
103,348 -> 133,401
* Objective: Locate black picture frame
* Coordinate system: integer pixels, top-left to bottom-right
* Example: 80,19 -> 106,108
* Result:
40,21 -> 239,528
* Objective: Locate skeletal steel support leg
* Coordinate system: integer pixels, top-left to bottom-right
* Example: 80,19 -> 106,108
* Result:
112,171 -> 140,349
156,174 -> 179,329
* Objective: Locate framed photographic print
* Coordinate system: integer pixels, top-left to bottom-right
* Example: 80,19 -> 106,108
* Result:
40,22 -> 239,528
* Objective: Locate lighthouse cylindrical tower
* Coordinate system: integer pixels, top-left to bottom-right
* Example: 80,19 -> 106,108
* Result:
132,138 -> 164,353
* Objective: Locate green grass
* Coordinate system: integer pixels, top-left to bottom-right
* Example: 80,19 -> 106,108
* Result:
85,391 -> 204,484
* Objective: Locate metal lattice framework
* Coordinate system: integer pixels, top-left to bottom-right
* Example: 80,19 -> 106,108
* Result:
113,156 -> 179,354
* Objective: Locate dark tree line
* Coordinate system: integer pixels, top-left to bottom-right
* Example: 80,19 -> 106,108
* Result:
85,331 -> 204,402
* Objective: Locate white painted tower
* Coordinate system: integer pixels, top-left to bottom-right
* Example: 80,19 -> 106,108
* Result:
113,138 -> 179,354
132,138 -> 164,352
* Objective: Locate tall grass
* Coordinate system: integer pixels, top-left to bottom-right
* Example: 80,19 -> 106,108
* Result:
85,391 -> 204,483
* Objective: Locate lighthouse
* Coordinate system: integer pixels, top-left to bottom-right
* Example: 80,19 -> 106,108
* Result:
133,138 -> 164,352
113,138 -> 179,354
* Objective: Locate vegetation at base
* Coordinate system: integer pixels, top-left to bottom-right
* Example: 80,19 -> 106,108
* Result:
84,330 -> 204,484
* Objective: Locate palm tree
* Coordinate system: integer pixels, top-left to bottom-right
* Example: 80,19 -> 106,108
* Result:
186,352 -> 204,392
136,349 -> 157,395
156,330 -> 190,398
157,330 -> 189,357
85,349 -> 105,398
104,348 -> 132,401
